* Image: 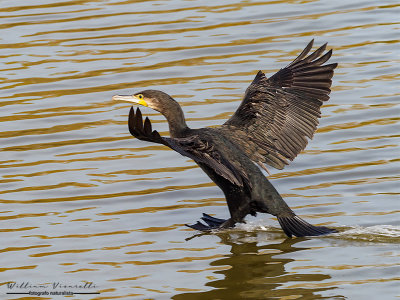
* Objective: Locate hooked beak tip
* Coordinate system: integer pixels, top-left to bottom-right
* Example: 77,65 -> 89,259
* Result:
112,94 -> 148,107
112,95 -> 133,102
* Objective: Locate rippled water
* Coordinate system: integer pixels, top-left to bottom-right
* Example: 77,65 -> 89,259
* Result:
0,0 -> 399,299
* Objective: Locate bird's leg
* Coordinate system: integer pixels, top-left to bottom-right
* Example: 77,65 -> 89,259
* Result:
218,217 -> 237,229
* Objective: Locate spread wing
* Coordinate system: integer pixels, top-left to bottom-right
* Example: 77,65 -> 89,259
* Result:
128,107 -> 248,186
221,40 -> 338,170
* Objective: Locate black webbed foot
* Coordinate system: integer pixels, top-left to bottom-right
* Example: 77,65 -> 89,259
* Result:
201,213 -> 227,227
186,213 -> 228,231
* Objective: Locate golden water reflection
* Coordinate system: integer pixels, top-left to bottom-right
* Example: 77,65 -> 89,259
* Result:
173,234 -> 344,300
0,0 -> 399,299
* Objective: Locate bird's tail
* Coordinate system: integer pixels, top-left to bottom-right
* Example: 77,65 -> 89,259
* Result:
277,215 -> 336,237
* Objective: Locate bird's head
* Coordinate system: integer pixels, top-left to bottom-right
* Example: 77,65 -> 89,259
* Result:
113,89 -> 188,137
112,89 -> 174,113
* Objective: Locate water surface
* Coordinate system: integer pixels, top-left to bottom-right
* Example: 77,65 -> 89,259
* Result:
0,0 -> 399,299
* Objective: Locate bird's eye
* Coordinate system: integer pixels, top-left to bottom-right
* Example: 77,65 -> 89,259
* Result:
136,94 -> 144,100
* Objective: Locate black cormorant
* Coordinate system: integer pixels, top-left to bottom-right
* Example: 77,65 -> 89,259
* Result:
113,40 -> 338,237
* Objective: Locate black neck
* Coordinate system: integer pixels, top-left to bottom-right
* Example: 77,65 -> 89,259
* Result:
161,97 -> 189,138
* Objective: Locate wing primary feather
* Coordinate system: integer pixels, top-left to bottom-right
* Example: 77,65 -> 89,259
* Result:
287,85 -> 329,96
288,39 -> 314,67
309,48 -> 333,66
135,107 -> 143,132
128,107 -> 139,137
287,88 -> 331,101
301,42 -> 327,63
144,117 -> 152,136
292,63 -> 337,75
292,80 -> 332,89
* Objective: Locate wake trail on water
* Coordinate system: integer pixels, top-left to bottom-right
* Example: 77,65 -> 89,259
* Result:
235,221 -> 400,243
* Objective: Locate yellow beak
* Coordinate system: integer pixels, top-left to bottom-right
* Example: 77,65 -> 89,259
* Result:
112,95 -> 148,107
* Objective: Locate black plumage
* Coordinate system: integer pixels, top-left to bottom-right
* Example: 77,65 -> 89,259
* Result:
113,40 -> 338,237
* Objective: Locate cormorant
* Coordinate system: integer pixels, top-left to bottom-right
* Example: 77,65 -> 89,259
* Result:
113,40 -> 338,237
